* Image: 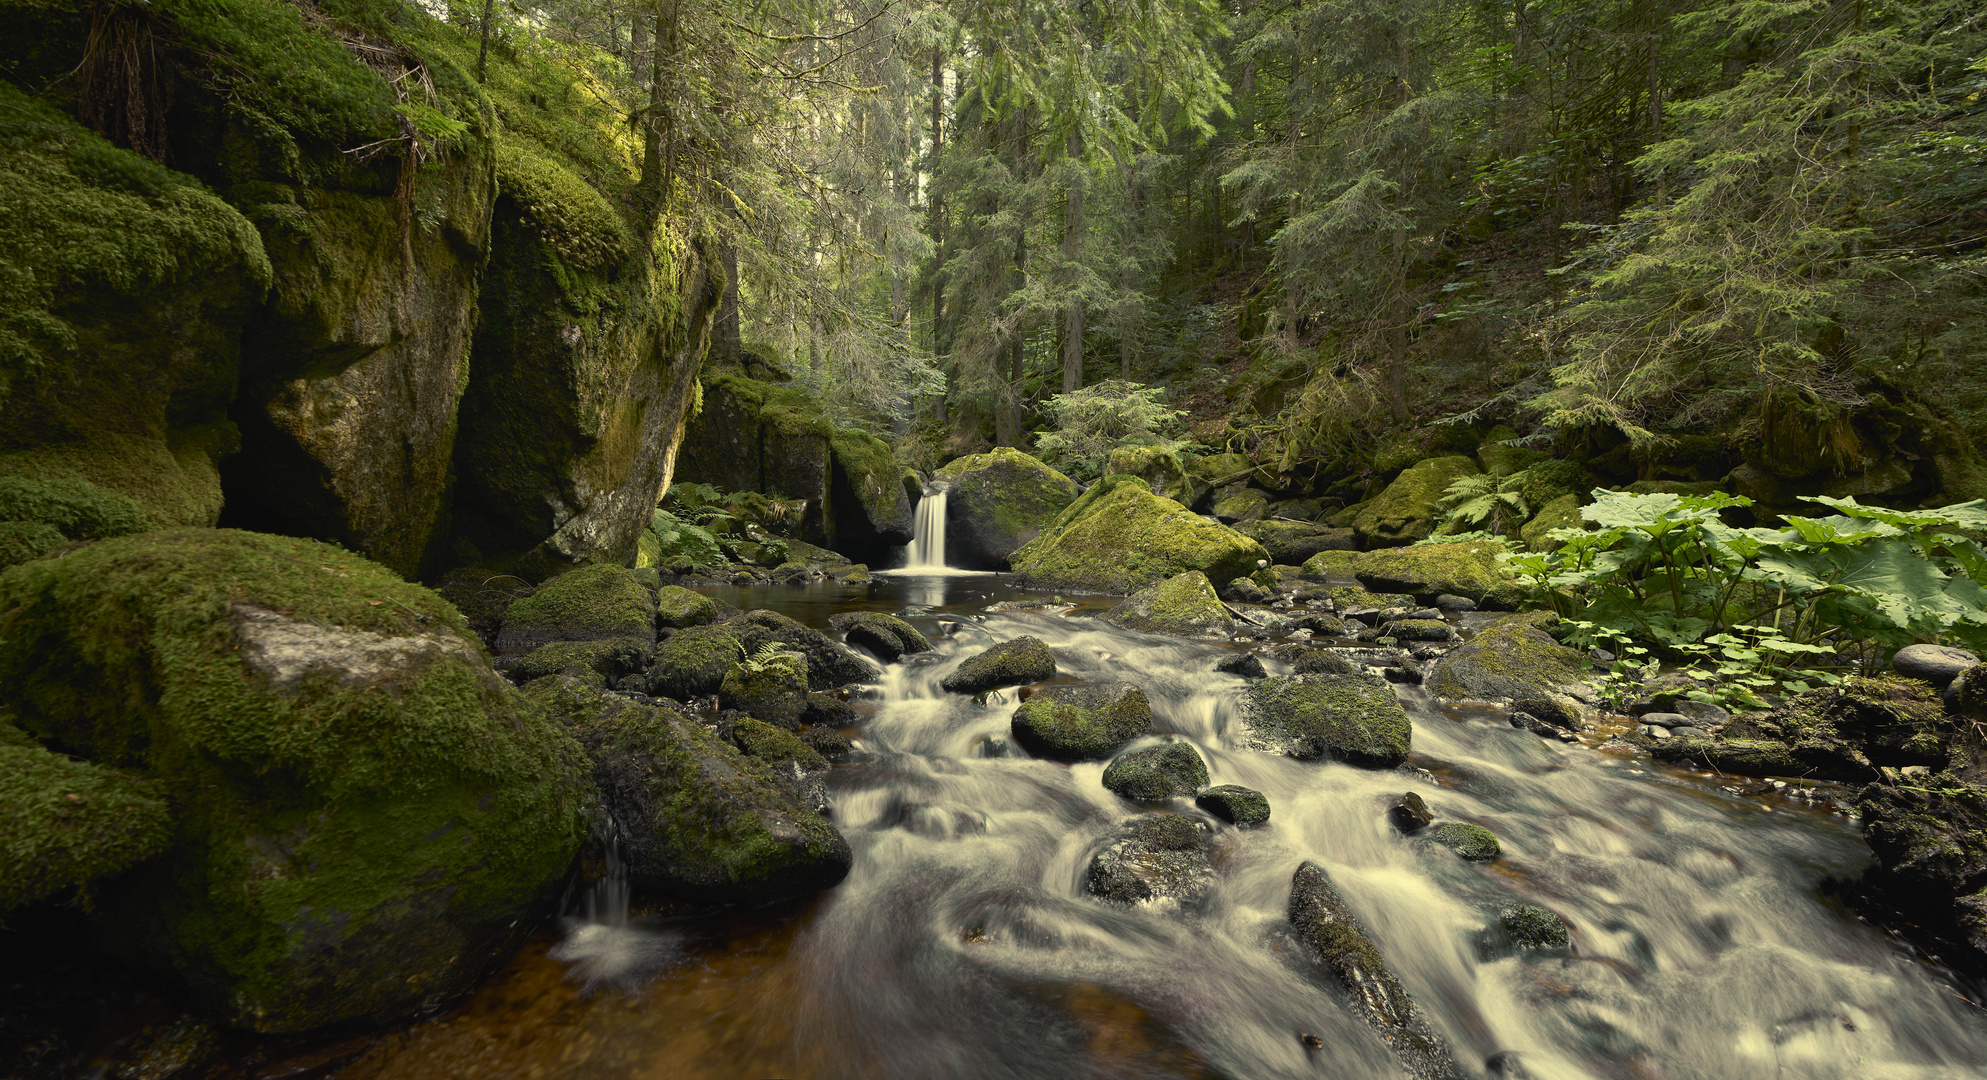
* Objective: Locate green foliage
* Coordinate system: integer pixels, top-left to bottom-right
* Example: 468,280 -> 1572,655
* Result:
1033,379 -> 1189,480
1435,473 -> 1530,537
650,508 -> 726,567
733,640 -> 805,679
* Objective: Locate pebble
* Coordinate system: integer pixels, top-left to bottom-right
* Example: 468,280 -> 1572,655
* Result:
1638,724 -> 1671,739
1638,712 -> 1691,728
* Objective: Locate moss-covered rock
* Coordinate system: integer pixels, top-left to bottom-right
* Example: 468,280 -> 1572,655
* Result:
509,637 -> 651,688
494,564 -> 657,652
0,519 -> 66,570
1240,519 -> 1356,565
1427,613 -> 1585,700
1654,675 -> 1945,782
1010,683 -> 1153,761
1429,822 -> 1501,861
1494,904 -> 1569,950
727,716 -> 830,774
1298,548 -> 1364,580
1102,742 -> 1210,800
829,611 -> 933,661
529,678 -> 850,904
1520,493 -> 1586,552
733,609 -> 879,690
934,448 -> 1081,570
1009,476 -> 1269,595
1288,862 -> 1458,1080
940,636 -> 1058,695
1210,484 -> 1271,524
1375,619 -> 1457,643
1102,571 -> 1234,637
1351,541 -> 1525,609
646,624 -> 745,701
1353,455 -> 1480,548
1085,815 -> 1215,908
0,740 -> 173,914
1242,673 -> 1412,767
1857,775 -> 1987,962
1105,445 -> 1191,502
1196,784 -> 1271,827
655,585 -> 720,629
0,529 -> 588,1033
718,650 -> 809,729
1478,430 -> 1550,477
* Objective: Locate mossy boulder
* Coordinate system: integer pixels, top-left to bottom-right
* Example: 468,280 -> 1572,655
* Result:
726,716 -> 830,774
1102,742 -> 1211,801
1196,785 -> 1271,827
829,611 -> 933,661
1353,455 -> 1480,548
1512,460 -> 1594,511
1655,675 -> 1946,782
1520,494 -> 1586,552
508,637 -> 652,689
528,679 -> 850,904
1009,476 -> 1269,595
1085,815 -> 1215,908
1288,862 -> 1457,1080
0,739 -> 173,913
1429,822 -> 1501,861
1478,430 -> 1550,477
1102,571 -> 1234,637
1855,775 -> 1987,967
0,470 -> 154,546
1297,549 -> 1364,580
1242,673 -> 1412,768
1351,542 -> 1525,609
0,529 -> 589,1033
940,636 -> 1058,695
1427,613 -> 1585,700
934,448 -> 1080,570
718,651 -> 810,729
494,564 -> 657,652
655,585 -> 720,629
646,624 -> 746,700
1104,446 -> 1191,502
1240,519 -> 1356,565
1010,683 -> 1153,761
732,610 -> 880,690
1210,484 -> 1271,524
1492,905 -> 1570,951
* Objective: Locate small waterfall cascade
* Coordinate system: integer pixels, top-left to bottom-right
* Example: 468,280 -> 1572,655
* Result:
906,482 -> 949,569
551,814 -> 681,988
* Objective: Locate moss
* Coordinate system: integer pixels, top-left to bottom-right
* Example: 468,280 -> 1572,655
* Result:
1103,571 -> 1234,636
1195,784 -> 1270,827
495,563 -> 656,650
509,637 -> 649,685
1427,617 -> 1585,700
1429,821 -> 1501,861
1326,499 -> 1369,528
1298,549 -> 1365,580
492,136 -> 630,273
1353,455 -> 1480,546
646,623 -> 746,700
0,467 -> 153,540
1478,429 -> 1550,477
1009,478 -> 1269,595
1105,445 -> 1190,501
1210,485 -> 1271,523
829,611 -> 931,660
1,437 -> 227,530
1009,682 -> 1152,761
0,519 -> 65,569
828,426 -> 904,533
1353,542 -> 1525,608
1521,493 -> 1586,552
0,528 -> 588,1031
718,655 -> 808,729
1499,905 -> 1568,949
636,526 -> 662,568
1101,741 -> 1210,800
936,448 -> 1081,568
1512,460 -> 1593,511
654,584 -> 719,629
940,635 -> 1058,695
0,740 -> 173,913
727,716 -> 828,773
1242,673 -> 1412,767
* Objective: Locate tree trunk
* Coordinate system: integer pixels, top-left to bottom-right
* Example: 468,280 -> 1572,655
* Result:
476,0 -> 496,82
638,0 -> 680,215
1386,224 -> 1409,423
931,47 -> 948,424
716,239 -> 741,363
630,2 -> 650,87
1062,130 -> 1085,394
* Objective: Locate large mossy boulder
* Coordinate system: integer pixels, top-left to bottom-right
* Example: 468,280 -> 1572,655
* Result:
1350,542 -> 1525,609
1242,673 -> 1412,767
1010,683 -> 1153,760
1520,493 -> 1585,552
1009,476 -> 1269,595
1104,446 -> 1192,503
1086,815 -> 1215,908
655,585 -> 720,628
1427,611 -> 1585,701
1210,484 -> 1271,524
829,611 -> 933,661
647,623 -> 746,700
1353,455 -> 1480,548
733,609 -> 880,690
494,564 -> 657,652
1240,519 -> 1356,565
1101,742 -> 1210,800
0,735 -> 173,914
717,650 -> 810,729
934,448 -> 1081,570
940,636 -> 1058,695
528,678 -> 851,904
1102,571 -> 1234,636
1288,862 -> 1458,1080
0,530 -> 589,1033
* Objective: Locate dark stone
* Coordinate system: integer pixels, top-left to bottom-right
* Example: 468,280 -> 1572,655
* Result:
1434,594 -> 1477,612
645,624 -> 747,701
829,611 -> 932,662
1010,682 -> 1153,761
1222,576 -> 1272,604
1639,711 -> 1691,729
1856,775 -> 1987,969
940,636 -> 1058,695
1510,693 -> 1580,730
1216,652 -> 1268,679
1654,675 -> 1945,782
1242,673 -> 1412,768
1086,816 -> 1215,907
800,726 -> 854,761
1378,619 -> 1458,643
1102,742 -> 1211,801
1196,785 -> 1271,827
1271,644 -> 1360,675
1509,711 -> 1578,742
1498,904 -> 1570,949
1893,644 -> 1980,691
1389,792 -> 1434,832
800,691 -> 861,728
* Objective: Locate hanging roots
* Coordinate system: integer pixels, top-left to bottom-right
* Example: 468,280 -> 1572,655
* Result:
77,3 -> 171,161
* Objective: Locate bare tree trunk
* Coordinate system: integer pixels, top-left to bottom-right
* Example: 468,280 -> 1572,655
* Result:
931,47 -> 948,424
476,0 -> 496,82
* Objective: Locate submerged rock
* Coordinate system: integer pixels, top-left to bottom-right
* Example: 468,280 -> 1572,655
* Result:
1496,904 -> 1570,950
1242,673 -> 1413,768
1008,476 -> 1269,595
941,636 -> 1057,695
1102,742 -> 1210,800
1287,862 -> 1460,1080
1427,612 -> 1584,701
829,611 -> 933,661
1010,682 -> 1153,761
1103,570 -> 1234,636
494,563 -> 657,652
935,448 -> 1081,570
1086,816 -> 1215,907
1196,785 -> 1271,827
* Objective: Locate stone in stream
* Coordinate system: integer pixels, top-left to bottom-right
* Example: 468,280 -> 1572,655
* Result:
717,649 -> 810,729
829,611 -> 932,661
1102,742 -> 1210,801
1892,644 -> 1980,691
1287,862 -> 1462,1080
1009,682 -> 1153,761
1102,570 -> 1235,636
940,636 -> 1058,695
1429,822 -> 1502,861
800,691 -> 861,728
1006,476 -> 1269,595
726,716 -> 830,775
1426,611 -> 1586,701
1241,673 -> 1412,768
1388,792 -> 1434,833
1196,784 -> 1271,827
1085,815 -> 1216,908
1376,618 -> 1457,644
654,585 -> 720,629
1510,692 -> 1582,732
494,563 -> 658,652
1215,652 -> 1268,679
800,727 -> 855,761
1478,905 -> 1571,956
933,448 -> 1081,570
1270,644 -> 1359,675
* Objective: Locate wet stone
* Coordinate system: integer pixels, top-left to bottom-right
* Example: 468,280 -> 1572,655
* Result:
1389,792 -> 1433,832
940,636 -> 1058,695
1892,644 -> 1980,691
1196,784 -> 1271,827
1086,816 -> 1216,908
1102,742 -> 1210,801
1216,652 -> 1268,679
1434,594 -> 1477,612
1010,682 -> 1153,761
1429,821 -> 1501,861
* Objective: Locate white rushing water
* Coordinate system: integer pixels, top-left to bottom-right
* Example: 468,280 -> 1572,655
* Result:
907,483 -> 949,569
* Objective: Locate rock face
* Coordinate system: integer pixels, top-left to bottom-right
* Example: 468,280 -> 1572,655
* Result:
1857,775 -> 1987,968
1196,785 -> 1271,827
1353,456 -> 1480,548
1427,612 -> 1585,700
1085,816 -> 1215,907
935,448 -> 1081,570
829,611 -> 933,661
494,564 -> 658,652
941,636 -> 1058,695
1287,862 -> 1459,1080
1009,476 -> 1269,595
1102,742 -> 1210,800
1653,675 -> 1947,782
1242,674 -> 1413,768
529,678 -> 851,904
0,530 -> 589,1033
1103,571 -> 1235,636
1010,683 -> 1153,761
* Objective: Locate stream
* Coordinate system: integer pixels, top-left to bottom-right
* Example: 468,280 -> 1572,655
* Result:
343,573 -> 1987,1080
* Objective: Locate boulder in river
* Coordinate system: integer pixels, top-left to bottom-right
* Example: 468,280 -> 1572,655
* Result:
654,585 -> 720,629
1429,822 -> 1502,861
1352,455 -> 1480,548
1196,785 -> 1271,827
0,529 -> 589,1033
1008,476 -> 1269,595
1427,611 -> 1585,701
1496,905 -> 1569,950
1216,652 -> 1268,679
1210,484 -> 1271,524
532,678 -> 851,904
1287,862 -> 1460,1080
1010,682 -> 1152,761
494,563 -> 657,652
1242,673 -> 1412,768
718,648 -> 810,729
941,636 -> 1057,695
1856,773 -> 1987,969
734,610 -> 881,690
1892,644 -> 1980,691
934,448 -> 1081,570
829,611 -> 932,661
1102,742 -> 1210,800
1348,542 -> 1526,609
1085,815 -> 1216,908
1102,571 -> 1234,636
1388,792 -> 1434,833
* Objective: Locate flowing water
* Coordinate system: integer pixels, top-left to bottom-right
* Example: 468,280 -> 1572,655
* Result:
904,484 -> 951,571
343,574 -> 1987,1079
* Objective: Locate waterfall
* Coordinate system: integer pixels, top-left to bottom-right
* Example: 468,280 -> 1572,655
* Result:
907,482 -> 949,569
551,813 -> 681,988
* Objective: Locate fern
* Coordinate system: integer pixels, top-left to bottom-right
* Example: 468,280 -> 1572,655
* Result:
734,641 -> 805,678
1436,473 -> 1530,537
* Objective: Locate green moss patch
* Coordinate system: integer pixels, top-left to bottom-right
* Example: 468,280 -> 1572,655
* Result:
1010,477 -> 1268,595
1242,673 -> 1412,767
494,563 -> 656,652
0,741 -> 173,913
1427,615 -> 1585,701
1103,571 -> 1234,636
1352,542 -> 1525,609
1353,455 -> 1479,547
1009,682 -> 1152,761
